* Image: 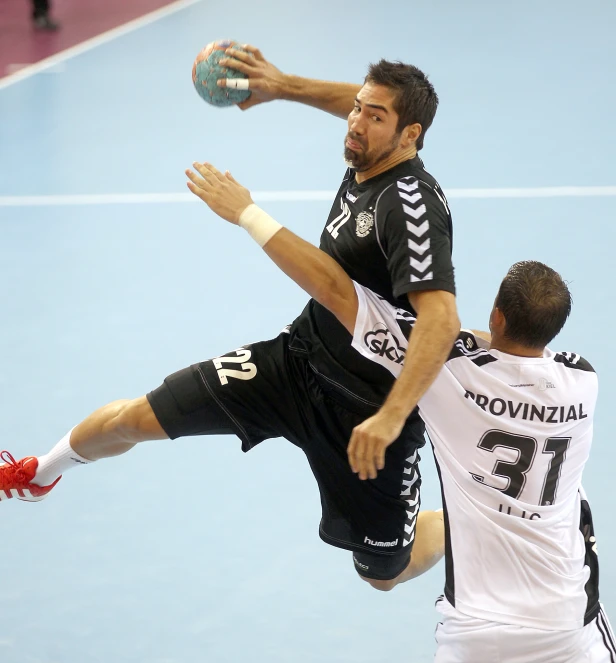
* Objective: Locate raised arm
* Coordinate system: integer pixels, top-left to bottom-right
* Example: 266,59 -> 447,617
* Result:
348,290 -> 460,480
186,162 -> 358,331
218,45 -> 360,117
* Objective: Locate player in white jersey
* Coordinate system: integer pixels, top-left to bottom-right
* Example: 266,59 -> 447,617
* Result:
184,166 -> 614,662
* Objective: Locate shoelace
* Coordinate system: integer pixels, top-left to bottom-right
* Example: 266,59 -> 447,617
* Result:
0,451 -> 30,484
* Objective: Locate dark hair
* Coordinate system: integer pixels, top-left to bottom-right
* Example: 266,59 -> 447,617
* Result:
495,261 -> 572,348
365,60 -> 438,150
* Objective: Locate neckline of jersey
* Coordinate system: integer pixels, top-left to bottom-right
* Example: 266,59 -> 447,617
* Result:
348,156 -> 425,193
489,348 -> 554,364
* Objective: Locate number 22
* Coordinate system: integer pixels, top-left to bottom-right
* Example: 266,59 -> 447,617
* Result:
326,199 -> 351,239
213,348 -> 257,385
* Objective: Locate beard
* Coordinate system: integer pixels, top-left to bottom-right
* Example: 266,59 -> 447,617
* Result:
343,132 -> 400,172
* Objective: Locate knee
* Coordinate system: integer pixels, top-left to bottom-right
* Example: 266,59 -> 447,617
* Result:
358,574 -> 398,592
106,397 -> 164,441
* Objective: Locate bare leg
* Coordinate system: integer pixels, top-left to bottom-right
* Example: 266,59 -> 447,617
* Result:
70,396 -> 168,461
361,509 -> 444,591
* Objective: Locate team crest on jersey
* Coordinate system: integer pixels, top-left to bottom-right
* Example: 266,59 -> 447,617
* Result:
355,211 -> 374,238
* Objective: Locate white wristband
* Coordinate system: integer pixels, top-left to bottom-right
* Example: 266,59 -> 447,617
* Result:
238,204 -> 283,247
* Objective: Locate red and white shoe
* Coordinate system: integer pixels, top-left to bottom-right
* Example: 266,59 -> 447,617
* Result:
0,451 -> 61,502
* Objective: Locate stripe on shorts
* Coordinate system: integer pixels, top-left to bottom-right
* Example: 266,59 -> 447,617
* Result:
596,605 -> 616,662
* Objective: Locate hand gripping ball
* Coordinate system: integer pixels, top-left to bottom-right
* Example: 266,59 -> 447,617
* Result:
192,39 -> 251,107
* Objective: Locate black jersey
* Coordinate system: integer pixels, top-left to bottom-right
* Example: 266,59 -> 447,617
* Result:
289,156 -> 455,403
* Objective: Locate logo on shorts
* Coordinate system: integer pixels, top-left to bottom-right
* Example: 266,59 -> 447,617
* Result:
355,211 -> 374,237
364,537 -> 399,548
353,556 -> 369,571
364,324 -> 406,364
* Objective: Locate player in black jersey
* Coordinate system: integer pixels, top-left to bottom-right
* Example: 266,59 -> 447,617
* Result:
0,56 -> 460,590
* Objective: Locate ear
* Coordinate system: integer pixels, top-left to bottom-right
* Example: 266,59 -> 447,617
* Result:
491,307 -> 507,334
400,122 -> 422,148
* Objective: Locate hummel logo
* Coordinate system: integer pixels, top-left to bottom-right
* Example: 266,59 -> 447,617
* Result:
397,180 -> 419,193
403,203 -> 427,220
407,238 -> 430,255
364,537 -> 398,547
410,255 -> 432,273
399,191 -> 422,205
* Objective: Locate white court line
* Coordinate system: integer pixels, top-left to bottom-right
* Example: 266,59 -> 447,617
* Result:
0,0 -> 202,90
0,192 -> 335,206
1,187 -> 616,207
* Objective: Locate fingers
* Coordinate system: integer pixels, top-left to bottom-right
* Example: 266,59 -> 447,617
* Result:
218,58 -> 251,77
185,168 -> 209,191
376,445 -> 386,471
224,48 -> 255,65
186,180 -> 205,200
362,440 -> 379,480
218,78 -> 263,95
185,163 -> 226,204
236,96 -> 262,111
193,162 -> 225,183
240,44 -> 264,60
348,428 -> 379,481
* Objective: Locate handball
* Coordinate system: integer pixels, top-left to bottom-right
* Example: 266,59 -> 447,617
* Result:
192,39 -> 251,107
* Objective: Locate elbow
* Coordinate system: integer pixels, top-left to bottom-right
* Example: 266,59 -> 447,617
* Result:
316,279 -> 349,318
428,300 -> 460,346
430,299 -> 460,340
313,276 -> 342,313
314,277 -> 356,332
410,290 -> 460,342
447,310 -> 461,340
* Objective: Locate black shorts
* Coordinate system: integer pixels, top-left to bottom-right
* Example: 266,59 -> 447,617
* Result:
146,331 -> 424,581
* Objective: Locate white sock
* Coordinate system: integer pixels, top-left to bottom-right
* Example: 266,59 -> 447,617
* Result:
33,429 -> 93,486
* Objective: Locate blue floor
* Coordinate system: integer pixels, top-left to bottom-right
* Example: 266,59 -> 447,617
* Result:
1,1 -> 615,661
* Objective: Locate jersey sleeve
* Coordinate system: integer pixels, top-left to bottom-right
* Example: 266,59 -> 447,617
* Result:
351,282 -> 413,378
375,176 -> 455,300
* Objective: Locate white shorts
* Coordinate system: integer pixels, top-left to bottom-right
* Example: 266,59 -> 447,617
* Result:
434,597 -> 615,663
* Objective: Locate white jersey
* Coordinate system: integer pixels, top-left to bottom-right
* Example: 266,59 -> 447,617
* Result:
351,283 -> 600,631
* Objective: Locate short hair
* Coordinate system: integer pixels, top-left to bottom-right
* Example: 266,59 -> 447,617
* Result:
365,60 -> 438,150
495,261 -> 572,348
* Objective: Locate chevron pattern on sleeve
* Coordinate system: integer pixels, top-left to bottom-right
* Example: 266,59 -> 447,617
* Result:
397,176 -> 433,282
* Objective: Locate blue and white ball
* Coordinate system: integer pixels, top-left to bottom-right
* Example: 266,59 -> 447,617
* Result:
192,39 -> 251,107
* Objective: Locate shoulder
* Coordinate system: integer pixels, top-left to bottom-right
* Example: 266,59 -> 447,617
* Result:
552,351 -> 596,374
342,168 -> 354,184
447,330 -> 497,365
336,168 -> 354,192
375,172 -> 451,227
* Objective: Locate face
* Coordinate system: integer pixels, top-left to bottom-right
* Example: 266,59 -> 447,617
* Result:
344,83 -> 404,172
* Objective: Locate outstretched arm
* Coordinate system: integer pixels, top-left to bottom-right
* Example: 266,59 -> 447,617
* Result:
186,162 -> 358,331
218,44 -> 360,117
